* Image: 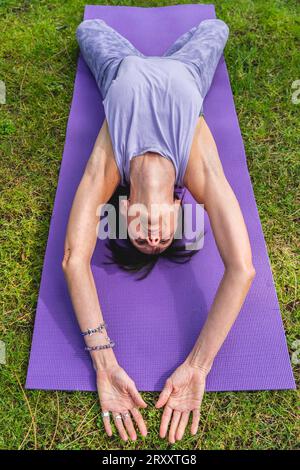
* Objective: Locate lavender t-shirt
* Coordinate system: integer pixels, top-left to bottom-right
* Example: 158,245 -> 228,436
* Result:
102,55 -> 203,187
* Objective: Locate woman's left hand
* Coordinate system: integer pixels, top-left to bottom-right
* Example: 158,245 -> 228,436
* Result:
155,361 -> 208,443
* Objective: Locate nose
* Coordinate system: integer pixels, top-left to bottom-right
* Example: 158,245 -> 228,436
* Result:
147,235 -> 160,246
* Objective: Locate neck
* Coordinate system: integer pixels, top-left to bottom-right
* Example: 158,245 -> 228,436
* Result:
129,153 -> 175,206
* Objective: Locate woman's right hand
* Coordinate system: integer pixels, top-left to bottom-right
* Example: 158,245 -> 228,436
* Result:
96,364 -> 148,441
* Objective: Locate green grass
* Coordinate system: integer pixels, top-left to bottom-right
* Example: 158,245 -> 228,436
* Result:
0,0 -> 299,450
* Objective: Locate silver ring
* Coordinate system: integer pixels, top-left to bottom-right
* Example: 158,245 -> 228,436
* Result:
101,411 -> 110,418
114,413 -> 122,420
122,412 -> 130,419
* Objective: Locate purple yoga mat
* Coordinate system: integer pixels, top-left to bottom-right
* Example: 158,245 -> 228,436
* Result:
25,4 -> 295,392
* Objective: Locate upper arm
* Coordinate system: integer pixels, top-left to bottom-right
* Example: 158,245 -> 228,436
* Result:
63,120 -> 120,262
184,117 -> 255,272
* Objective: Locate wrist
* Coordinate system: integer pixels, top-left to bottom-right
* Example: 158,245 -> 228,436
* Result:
184,354 -> 213,377
90,348 -> 119,372
83,328 -> 118,371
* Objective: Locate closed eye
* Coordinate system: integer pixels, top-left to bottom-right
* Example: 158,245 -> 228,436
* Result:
136,238 -> 147,245
135,238 -> 171,246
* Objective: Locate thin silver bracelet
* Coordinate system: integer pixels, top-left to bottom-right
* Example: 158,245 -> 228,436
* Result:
81,322 -> 107,337
85,339 -> 115,351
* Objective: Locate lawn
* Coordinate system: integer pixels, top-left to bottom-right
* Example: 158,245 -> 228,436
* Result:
0,0 -> 299,450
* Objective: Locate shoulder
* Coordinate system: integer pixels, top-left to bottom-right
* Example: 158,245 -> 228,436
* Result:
86,119 -> 121,185
93,118 -> 115,161
183,116 -> 224,201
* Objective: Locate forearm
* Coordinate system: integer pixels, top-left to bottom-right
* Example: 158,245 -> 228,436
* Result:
63,259 -> 118,371
185,266 -> 256,372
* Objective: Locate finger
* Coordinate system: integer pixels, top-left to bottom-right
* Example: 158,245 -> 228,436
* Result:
155,379 -> 173,408
159,404 -> 173,438
112,412 -> 129,442
175,411 -> 190,441
122,411 -> 137,441
168,409 -> 181,444
101,409 -> 112,437
191,408 -> 201,435
130,406 -> 148,437
128,382 -> 148,408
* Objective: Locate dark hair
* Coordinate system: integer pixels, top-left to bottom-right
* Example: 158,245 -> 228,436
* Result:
103,184 -> 203,280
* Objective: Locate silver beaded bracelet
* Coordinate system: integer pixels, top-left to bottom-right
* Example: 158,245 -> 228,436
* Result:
81,322 -> 107,337
85,339 -> 115,351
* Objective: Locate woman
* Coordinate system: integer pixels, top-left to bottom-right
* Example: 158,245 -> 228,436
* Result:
62,18 -> 256,444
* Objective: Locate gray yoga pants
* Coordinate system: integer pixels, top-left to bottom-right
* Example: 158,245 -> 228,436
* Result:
76,18 -> 229,106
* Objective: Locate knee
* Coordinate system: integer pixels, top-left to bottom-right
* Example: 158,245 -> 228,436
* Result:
76,18 -> 106,38
201,18 -> 229,37
214,18 -> 229,30
215,19 -> 229,40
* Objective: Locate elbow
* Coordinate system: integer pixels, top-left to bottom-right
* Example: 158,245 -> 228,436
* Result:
61,247 -> 71,273
61,257 -> 69,274
226,262 -> 256,282
244,264 -> 256,282
61,248 -> 90,275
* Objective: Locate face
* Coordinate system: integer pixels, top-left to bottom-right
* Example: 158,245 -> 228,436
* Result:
120,198 -> 182,254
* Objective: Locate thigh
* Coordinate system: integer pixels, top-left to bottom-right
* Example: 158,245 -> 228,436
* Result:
76,19 -> 144,99
166,19 -> 229,98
